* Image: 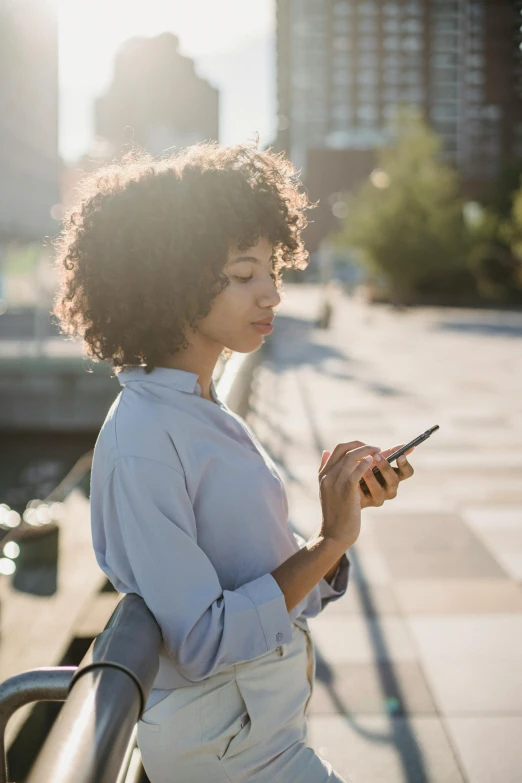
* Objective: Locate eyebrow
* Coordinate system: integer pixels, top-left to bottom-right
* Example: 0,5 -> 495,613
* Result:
228,255 -> 275,267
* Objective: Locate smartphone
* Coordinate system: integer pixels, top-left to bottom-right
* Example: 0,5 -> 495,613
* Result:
360,425 -> 439,494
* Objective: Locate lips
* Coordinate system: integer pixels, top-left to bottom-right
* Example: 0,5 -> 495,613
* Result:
252,318 -> 274,326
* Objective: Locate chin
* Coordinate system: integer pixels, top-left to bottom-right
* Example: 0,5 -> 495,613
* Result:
225,335 -> 265,354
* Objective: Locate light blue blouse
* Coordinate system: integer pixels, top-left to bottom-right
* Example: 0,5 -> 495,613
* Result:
89,366 -> 350,711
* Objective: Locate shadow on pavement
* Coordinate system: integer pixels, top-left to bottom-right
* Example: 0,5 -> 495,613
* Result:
433,319 -> 522,337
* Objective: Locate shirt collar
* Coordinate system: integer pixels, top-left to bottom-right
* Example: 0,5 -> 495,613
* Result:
116,366 -> 220,402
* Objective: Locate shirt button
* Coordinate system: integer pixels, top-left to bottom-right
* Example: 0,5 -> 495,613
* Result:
276,632 -> 283,642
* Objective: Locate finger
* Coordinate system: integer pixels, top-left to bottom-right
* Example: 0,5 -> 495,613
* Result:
380,444 -> 415,460
359,466 -> 386,506
372,453 -> 400,491
319,451 -> 331,472
396,454 -> 415,480
380,445 -> 415,481
347,455 -> 376,487
322,441 -> 378,472
332,445 -> 382,482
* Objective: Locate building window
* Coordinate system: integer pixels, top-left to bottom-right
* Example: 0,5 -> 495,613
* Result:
383,54 -> 401,68
383,18 -> 401,33
357,69 -> 379,85
466,70 -> 485,85
358,18 -> 377,33
384,36 -> 400,50
401,71 -> 423,86
383,70 -> 401,85
333,36 -> 351,51
432,36 -> 460,53
434,2 -> 460,14
432,53 -> 459,67
467,87 -> 484,102
333,17 -> 351,33
383,3 -> 400,16
333,70 -> 352,85
359,36 -> 378,50
432,67 -> 459,84
403,19 -> 423,33
403,88 -> 425,102
357,104 -> 379,121
434,19 -> 459,33
358,1 -> 378,15
402,36 -> 423,51
433,84 -> 458,101
431,104 -> 458,120
466,53 -> 485,68
469,37 -> 484,51
384,87 -> 400,101
333,1 -> 352,15
403,1 -> 423,16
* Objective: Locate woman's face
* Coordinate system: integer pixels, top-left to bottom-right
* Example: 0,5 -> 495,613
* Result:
196,236 -> 282,353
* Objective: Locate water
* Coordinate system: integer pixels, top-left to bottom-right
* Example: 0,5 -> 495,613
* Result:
0,430 -> 96,514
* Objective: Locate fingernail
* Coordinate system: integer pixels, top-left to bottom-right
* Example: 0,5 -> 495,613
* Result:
398,455 -> 406,465
374,453 -> 382,462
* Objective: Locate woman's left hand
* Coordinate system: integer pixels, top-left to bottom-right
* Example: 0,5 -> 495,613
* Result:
359,444 -> 415,509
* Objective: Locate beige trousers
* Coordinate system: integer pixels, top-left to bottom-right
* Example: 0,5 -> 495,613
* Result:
137,623 -> 348,782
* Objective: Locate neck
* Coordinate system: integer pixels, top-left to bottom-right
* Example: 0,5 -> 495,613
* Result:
156,333 -> 222,401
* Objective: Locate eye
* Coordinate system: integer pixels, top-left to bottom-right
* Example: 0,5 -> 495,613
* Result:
233,272 -> 278,284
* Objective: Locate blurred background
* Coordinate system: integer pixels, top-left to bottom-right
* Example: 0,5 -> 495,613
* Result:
1,1 -> 522,781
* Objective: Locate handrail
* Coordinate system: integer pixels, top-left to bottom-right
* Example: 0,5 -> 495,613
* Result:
24,592 -> 161,783
0,667 -> 77,783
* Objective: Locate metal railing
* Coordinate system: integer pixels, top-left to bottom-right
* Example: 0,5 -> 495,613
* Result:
0,593 -> 161,783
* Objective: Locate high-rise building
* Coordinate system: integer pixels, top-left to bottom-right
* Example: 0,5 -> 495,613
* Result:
0,0 -> 60,241
95,33 -> 219,158
276,0 -> 522,192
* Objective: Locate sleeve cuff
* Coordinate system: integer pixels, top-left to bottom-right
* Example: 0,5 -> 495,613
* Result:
318,552 -> 350,605
238,572 -> 293,648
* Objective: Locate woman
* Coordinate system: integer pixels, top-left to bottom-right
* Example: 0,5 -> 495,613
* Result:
52,140 -> 414,782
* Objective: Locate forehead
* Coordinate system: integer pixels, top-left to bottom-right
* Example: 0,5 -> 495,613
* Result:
227,238 -> 275,266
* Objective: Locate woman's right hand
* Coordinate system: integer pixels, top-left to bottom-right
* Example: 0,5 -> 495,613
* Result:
318,441 -> 381,550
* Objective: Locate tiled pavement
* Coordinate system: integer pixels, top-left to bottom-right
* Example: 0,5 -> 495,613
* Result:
246,284 -> 522,783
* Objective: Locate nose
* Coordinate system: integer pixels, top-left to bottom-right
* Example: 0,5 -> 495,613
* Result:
258,275 -> 281,309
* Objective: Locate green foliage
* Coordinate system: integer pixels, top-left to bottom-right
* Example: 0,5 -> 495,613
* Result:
333,108 -> 470,303
462,196 -> 522,303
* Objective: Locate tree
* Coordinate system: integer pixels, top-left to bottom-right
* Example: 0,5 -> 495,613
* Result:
332,108 -> 471,304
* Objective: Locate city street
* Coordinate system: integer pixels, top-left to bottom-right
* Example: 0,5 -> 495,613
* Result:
247,283 -> 522,783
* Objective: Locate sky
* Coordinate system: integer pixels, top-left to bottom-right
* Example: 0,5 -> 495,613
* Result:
56,0 -> 276,164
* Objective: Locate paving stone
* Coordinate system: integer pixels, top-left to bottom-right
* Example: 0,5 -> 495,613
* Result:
307,715 -> 465,783
365,513 -> 507,580
445,717 -> 522,783
322,581 -> 401,616
308,616 -> 418,664
462,507 -> 522,529
309,660 -> 437,716
406,615 -> 522,713
417,658 -> 522,714
392,579 -> 522,614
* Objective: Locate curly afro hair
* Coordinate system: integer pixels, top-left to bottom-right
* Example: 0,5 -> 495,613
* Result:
52,139 -> 314,374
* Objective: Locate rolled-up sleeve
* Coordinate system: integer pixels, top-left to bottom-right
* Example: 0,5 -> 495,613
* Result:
290,529 -> 350,616
95,456 -> 293,681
